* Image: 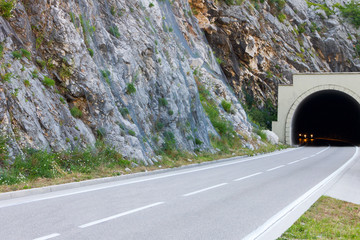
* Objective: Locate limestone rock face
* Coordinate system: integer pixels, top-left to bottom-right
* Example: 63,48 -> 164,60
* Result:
191,0 -> 360,108
0,0 -> 252,162
2,0 -> 357,162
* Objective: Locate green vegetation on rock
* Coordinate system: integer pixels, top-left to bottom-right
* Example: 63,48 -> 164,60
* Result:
0,139 -> 130,185
0,134 -> 9,162
23,79 -> 30,87
70,106 -> 82,118
0,72 -> 12,82
20,49 -> 31,60
338,0 -> 360,28
126,83 -> 136,94
42,76 -> 55,87
120,107 -> 129,116
244,89 -> 276,130
158,97 -> 168,107
162,131 -> 176,152
306,0 -> 334,17
88,48 -> 94,57
36,59 -> 46,70
11,50 -> 22,59
197,81 -> 233,137
221,100 -> 232,113
100,69 -> 111,84
0,43 -> 3,59
0,0 -> 14,19
109,25 -> 120,38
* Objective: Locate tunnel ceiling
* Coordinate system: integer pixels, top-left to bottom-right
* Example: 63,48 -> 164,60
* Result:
292,90 -> 360,145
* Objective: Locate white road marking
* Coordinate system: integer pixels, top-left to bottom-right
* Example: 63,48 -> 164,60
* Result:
293,146 -> 330,164
0,148 -> 303,209
243,146 -> 358,240
79,202 -> 164,228
315,146 -> 331,155
233,172 -> 263,182
266,165 -> 285,172
287,160 -> 300,165
183,183 -> 228,197
33,233 -> 60,240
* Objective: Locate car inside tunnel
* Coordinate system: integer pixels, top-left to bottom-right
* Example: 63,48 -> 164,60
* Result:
292,90 -> 360,146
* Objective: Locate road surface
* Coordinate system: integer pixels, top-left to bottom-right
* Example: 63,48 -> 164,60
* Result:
0,146 -> 358,240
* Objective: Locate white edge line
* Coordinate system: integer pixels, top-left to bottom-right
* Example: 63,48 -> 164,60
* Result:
0,147 -> 303,209
233,172 -> 263,182
242,146 -> 358,240
183,183 -> 228,197
79,202 -> 164,228
33,233 -> 60,240
266,165 -> 285,172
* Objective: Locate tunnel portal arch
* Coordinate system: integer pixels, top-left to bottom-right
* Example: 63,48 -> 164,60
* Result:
287,87 -> 360,145
272,73 -> 360,145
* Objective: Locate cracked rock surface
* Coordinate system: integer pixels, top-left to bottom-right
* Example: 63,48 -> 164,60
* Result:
0,0 -> 252,163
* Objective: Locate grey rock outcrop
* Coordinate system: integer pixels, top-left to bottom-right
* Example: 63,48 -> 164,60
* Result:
191,0 -> 360,108
263,130 -> 279,145
0,0 -> 252,162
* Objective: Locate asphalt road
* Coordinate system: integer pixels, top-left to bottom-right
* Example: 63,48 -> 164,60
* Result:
0,146 -> 357,240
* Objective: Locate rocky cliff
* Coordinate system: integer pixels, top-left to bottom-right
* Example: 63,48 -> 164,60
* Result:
0,0 -> 253,163
191,0 -> 360,122
0,0 -> 358,163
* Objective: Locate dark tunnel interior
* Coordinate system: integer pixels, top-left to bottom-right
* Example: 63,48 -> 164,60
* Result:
292,90 -> 360,146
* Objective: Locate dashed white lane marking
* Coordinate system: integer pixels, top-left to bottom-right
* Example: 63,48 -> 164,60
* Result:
33,233 -> 60,240
289,146 -> 331,165
266,165 -> 285,172
79,202 -> 164,228
233,172 -> 263,182
315,145 -> 331,155
183,183 -> 228,197
287,160 -> 300,165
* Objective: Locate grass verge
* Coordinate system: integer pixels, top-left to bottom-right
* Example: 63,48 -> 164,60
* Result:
0,134 -> 287,193
278,196 -> 360,239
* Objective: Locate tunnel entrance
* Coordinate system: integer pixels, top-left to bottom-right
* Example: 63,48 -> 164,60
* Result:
292,90 -> 360,146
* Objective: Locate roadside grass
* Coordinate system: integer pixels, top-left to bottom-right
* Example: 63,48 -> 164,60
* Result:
278,196 -> 360,240
0,134 -> 287,193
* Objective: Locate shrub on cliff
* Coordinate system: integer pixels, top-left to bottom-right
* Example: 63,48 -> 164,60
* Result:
70,106 -> 82,118
42,76 -> 55,87
221,100 -> 232,113
0,0 -> 14,19
338,0 -> 360,28
0,134 -> 9,163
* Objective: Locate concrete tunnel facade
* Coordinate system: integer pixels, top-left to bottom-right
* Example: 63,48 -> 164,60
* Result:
272,73 -> 360,145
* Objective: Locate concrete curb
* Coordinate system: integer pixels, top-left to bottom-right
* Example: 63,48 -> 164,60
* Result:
0,147 -> 294,201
